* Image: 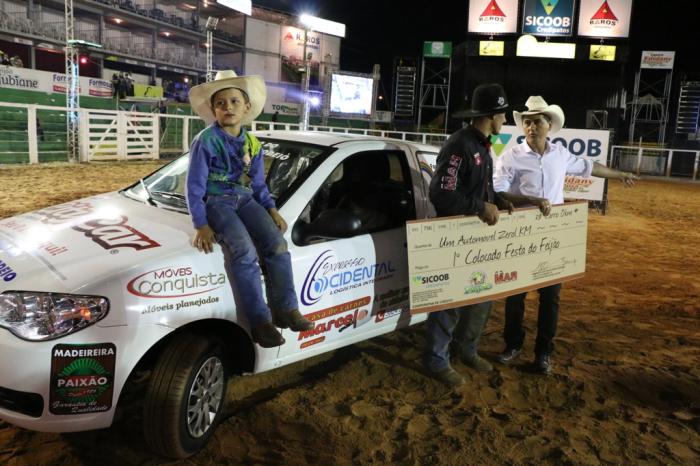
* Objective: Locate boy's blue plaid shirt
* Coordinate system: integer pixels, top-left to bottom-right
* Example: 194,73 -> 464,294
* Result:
186,123 -> 274,229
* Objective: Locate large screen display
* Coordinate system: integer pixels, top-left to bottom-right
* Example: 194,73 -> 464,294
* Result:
330,73 -> 373,115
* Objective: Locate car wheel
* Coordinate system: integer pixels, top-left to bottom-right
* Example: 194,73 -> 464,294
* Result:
143,333 -> 228,458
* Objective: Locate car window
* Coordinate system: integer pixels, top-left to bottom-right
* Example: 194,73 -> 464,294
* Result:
295,150 -> 417,244
123,138 -> 332,210
260,139 -> 330,205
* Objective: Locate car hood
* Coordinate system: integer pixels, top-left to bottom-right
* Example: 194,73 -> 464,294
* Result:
0,192 -> 193,293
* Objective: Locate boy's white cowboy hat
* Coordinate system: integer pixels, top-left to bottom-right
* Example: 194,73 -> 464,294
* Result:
188,70 -> 266,125
513,96 -> 565,133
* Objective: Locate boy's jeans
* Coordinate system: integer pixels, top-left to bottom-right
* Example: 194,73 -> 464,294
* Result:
206,189 -> 298,327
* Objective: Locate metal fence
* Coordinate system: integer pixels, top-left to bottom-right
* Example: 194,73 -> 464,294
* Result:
251,121 -> 449,146
0,103 -> 448,164
611,145 -> 700,180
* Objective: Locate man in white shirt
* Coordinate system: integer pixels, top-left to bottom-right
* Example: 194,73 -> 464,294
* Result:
493,96 -> 638,374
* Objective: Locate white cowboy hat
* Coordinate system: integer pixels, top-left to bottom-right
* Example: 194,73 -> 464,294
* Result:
513,96 -> 565,134
188,70 -> 266,126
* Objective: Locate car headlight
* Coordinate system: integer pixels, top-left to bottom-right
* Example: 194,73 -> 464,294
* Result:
0,291 -> 109,341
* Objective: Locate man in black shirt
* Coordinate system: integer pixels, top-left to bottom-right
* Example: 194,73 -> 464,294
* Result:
425,83 -> 513,386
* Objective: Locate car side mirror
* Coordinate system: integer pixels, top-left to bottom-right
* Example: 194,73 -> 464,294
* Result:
292,209 -> 362,245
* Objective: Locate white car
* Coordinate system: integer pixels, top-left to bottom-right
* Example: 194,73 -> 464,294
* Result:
0,131 -> 439,458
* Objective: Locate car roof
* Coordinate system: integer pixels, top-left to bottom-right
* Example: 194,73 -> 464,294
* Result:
251,130 -> 441,152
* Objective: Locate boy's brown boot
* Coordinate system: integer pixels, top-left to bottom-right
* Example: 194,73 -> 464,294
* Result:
273,309 -> 314,332
251,322 -> 285,347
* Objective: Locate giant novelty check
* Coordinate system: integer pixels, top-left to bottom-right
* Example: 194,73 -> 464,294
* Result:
407,202 -> 588,314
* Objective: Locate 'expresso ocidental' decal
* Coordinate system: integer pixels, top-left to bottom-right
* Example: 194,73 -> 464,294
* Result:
300,250 -> 396,305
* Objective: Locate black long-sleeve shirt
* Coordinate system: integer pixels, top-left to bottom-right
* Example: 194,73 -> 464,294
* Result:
429,125 -> 496,217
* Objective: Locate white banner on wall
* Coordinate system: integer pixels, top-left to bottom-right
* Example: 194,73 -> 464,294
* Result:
264,101 -> 300,115
640,51 -> 675,69
0,65 -> 113,97
280,25 -> 321,64
468,0 -> 520,34
577,0 -> 633,38
492,125 -> 610,201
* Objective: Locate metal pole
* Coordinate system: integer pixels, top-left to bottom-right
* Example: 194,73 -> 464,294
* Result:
370,64 -> 380,129
206,30 -> 214,82
445,57 -> 452,134
300,28 -> 310,131
417,58 -> 426,130
65,0 -> 79,163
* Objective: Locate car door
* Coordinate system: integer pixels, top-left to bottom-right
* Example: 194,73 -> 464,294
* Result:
275,141 -> 423,363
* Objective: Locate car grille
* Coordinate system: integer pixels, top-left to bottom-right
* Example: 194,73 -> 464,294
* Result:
0,386 -> 43,418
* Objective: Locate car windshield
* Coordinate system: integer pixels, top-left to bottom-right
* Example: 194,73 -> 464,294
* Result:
123,137 -> 332,211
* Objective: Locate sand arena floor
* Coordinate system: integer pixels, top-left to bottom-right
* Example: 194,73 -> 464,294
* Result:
0,161 -> 699,465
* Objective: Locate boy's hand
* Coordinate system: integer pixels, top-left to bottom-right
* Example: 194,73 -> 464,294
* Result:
268,208 -> 287,233
193,225 -> 216,254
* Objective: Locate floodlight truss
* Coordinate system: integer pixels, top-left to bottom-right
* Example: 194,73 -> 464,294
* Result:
65,0 -> 80,162
206,17 -> 218,82
205,16 -> 219,31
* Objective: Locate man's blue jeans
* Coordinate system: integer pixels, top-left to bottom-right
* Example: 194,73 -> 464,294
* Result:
424,301 -> 492,372
205,190 -> 298,327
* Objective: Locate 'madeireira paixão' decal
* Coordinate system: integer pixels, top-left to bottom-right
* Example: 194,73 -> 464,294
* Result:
50,343 -> 117,415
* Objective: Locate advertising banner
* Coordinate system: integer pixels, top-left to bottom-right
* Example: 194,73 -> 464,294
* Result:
423,41 -> 453,58
468,0 -> 520,34
480,40 -> 506,56
0,65 -> 113,98
264,101 -> 300,115
640,51 -> 675,69
522,0 -> 575,36
492,125 -> 610,201
133,83 -> 164,98
280,25 -> 321,83
408,202 -> 587,314
577,0 -> 633,38
589,44 -> 617,61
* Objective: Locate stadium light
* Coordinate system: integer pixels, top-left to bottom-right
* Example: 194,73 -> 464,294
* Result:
297,14 -> 346,130
300,14 -> 345,37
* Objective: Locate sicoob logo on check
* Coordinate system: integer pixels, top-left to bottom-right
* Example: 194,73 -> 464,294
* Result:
414,273 -> 450,285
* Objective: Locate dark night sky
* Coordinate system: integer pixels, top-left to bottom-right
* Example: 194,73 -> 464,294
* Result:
253,1 -> 698,71
252,1 -> 700,114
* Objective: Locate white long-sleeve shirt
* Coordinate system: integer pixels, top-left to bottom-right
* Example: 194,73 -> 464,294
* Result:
493,140 -> 594,204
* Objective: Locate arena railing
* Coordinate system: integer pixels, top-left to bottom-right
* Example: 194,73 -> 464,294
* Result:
610,145 -> 700,180
0,103 -> 449,164
251,121 -> 449,146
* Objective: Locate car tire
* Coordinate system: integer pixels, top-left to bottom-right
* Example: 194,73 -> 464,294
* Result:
143,333 -> 228,458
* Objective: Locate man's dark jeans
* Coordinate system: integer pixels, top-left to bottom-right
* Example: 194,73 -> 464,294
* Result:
503,283 -> 562,356
424,301 -> 492,372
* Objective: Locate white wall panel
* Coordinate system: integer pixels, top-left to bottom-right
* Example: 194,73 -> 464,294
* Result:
321,34 -> 341,66
244,51 -> 280,82
245,17 -> 280,54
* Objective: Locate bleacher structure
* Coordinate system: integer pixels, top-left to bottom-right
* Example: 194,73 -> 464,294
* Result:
0,0 -> 244,73
675,81 -> 700,141
393,59 -> 418,121
0,1 -> 399,164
